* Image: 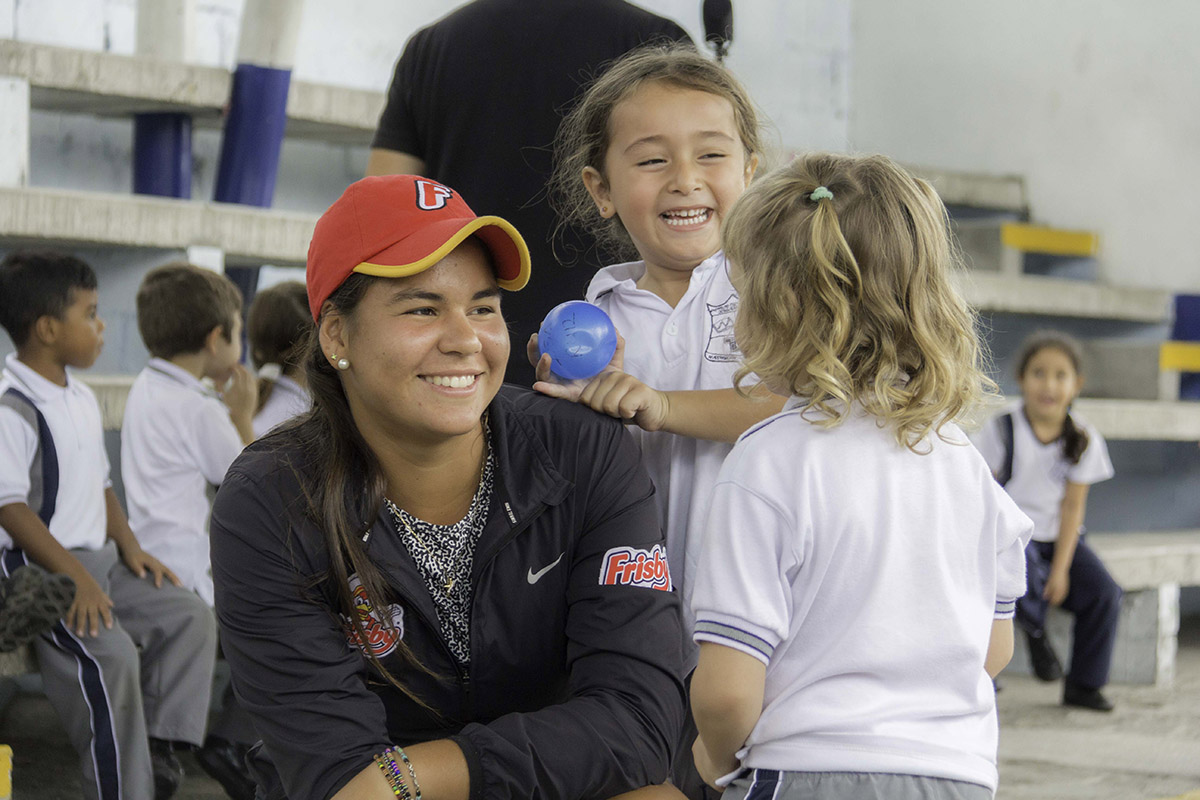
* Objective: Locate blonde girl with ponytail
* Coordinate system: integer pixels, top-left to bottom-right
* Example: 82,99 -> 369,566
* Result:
689,153 -> 1034,800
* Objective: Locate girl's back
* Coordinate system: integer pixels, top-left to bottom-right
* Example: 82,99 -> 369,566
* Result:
695,401 -> 1028,787
688,153 -> 1035,797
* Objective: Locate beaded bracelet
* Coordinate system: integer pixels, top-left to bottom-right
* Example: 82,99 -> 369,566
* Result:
373,747 -> 412,800
395,746 -> 423,800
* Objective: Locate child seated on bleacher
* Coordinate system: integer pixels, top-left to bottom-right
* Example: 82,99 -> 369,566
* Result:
0,251 -> 216,800
246,280 -> 312,438
121,262 -> 259,798
972,331 -> 1121,712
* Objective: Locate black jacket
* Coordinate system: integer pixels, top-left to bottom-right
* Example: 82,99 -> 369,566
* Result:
210,387 -> 686,800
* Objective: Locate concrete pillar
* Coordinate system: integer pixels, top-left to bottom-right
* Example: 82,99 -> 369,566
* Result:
0,76 -> 30,188
133,0 -> 196,198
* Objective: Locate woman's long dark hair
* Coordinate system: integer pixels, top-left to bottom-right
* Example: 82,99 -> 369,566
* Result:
1016,331 -> 1089,465
290,273 -> 436,707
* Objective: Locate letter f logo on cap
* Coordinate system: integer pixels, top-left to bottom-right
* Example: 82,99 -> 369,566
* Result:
416,179 -> 453,210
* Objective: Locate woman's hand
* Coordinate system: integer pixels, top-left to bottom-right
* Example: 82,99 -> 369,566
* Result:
1043,566 -> 1070,606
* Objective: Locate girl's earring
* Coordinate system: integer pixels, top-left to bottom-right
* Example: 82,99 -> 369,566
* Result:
331,353 -> 350,371
599,205 -> 608,216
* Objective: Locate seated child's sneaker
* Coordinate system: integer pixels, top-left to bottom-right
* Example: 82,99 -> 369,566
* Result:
1025,629 -> 1063,682
150,738 -> 185,800
1062,680 -> 1114,712
0,564 -> 75,651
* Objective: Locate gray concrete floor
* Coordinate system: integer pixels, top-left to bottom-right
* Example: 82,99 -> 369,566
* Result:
3,616 -> 1199,799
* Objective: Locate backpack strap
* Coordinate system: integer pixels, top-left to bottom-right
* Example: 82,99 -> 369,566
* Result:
0,387 -> 59,525
995,412 -> 1014,487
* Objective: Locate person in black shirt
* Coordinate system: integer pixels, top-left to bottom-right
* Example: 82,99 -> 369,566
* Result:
367,0 -> 691,385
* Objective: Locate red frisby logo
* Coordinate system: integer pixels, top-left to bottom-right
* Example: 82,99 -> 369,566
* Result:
341,574 -> 405,658
599,544 -> 672,591
415,179 -> 453,210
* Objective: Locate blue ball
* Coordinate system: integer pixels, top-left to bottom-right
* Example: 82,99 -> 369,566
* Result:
537,301 -> 618,381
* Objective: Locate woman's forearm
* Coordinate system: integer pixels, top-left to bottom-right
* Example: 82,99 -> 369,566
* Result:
332,740 -> 469,800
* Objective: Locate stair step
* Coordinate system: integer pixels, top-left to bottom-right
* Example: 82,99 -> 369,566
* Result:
955,220 -> 1099,276
0,39 -> 382,145
0,186 -> 314,265
1000,222 -> 1098,257
1088,531 -> 1200,592
906,164 -> 1027,213
1083,340 -> 1200,402
1070,398 -> 1200,442
954,272 -> 1170,323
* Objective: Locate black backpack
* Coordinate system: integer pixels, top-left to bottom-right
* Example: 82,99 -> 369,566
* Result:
995,412 -> 1015,488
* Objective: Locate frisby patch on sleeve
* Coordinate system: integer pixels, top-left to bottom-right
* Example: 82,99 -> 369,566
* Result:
598,544 -> 672,591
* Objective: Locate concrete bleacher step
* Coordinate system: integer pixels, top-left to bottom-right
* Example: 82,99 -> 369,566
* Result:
956,220 -> 1099,277
1070,398 -> 1200,441
0,186 -> 314,265
0,39 -> 382,144
1006,531 -> 1200,687
906,165 -> 1027,214
954,271 -> 1171,323
1083,340 -> 1200,402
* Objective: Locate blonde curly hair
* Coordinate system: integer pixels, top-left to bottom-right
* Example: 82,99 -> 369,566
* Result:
724,153 -> 995,451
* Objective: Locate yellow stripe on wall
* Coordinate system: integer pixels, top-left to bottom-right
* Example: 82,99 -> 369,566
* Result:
1001,222 -> 1099,256
1160,341 -> 1200,372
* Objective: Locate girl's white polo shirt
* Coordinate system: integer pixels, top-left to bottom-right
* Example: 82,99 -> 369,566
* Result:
691,400 -> 1032,791
972,405 -> 1113,542
251,374 -> 311,439
0,353 -> 110,551
585,251 -> 744,661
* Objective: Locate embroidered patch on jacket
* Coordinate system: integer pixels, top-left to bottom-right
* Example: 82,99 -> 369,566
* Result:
598,544 -> 672,591
704,294 -> 741,362
341,574 -> 405,658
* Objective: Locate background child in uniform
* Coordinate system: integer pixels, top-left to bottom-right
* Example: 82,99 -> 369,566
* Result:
688,154 -> 1032,800
971,331 -> 1121,712
121,262 -> 260,798
246,280 -> 313,438
0,251 -> 216,800
122,263 -> 257,606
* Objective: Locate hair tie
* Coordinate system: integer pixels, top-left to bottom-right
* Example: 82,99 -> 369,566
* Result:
257,362 -> 282,381
810,186 -> 834,203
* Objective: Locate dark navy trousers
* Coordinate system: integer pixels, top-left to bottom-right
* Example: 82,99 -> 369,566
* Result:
1016,536 -> 1122,689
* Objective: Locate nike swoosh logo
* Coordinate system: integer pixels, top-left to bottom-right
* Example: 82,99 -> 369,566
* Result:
527,552 -> 565,585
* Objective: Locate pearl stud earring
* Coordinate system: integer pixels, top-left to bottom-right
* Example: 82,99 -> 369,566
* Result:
331,353 -> 350,370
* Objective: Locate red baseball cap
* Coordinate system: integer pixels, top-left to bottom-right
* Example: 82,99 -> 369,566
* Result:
306,175 -> 531,320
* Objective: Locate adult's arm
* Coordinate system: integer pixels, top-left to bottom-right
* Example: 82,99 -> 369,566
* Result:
365,149 -> 426,178
211,468 -> 404,800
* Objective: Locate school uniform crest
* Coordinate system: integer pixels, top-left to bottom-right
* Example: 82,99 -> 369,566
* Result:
704,294 -> 740,363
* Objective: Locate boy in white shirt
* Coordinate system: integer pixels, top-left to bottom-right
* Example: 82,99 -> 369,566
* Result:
121,262 -> 258,798
0,251 -> 216,800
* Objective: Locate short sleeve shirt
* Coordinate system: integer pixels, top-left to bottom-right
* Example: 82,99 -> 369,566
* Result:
972,406 -> 1113,542
0,354 -> 110,551
121,359 -> 245,604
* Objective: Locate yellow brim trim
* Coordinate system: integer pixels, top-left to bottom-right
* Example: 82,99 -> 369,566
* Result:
351,216 -> 530,290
